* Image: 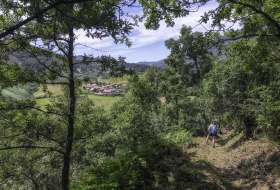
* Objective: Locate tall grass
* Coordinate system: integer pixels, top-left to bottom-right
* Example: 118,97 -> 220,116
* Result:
36,95 -> 122,110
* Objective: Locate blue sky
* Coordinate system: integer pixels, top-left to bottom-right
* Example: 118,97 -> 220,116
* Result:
75,1 -> 218,63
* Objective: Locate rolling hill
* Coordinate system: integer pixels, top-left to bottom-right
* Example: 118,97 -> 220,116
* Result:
7,51 -> 163,75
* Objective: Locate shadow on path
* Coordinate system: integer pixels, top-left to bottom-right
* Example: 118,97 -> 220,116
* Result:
188,159 -> 240,190
157,129 -> 280,190
154,150 -> 240,190
185,130 -> 280,190
219,151 -> 280,189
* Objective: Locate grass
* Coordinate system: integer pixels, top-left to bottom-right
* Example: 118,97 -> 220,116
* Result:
85,94 -> 122,109
186,130 -> 280,189
36,95 -> 121,110
35,82 -> 123,110
34,84 -> 63,98
36,98 -> 51,108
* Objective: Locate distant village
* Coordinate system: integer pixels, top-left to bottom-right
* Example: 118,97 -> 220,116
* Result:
83,82 -> 127,96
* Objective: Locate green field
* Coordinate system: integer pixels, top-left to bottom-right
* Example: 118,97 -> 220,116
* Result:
36,94 -> 122,110
34,84 -> 63,97
36,98 -> 51,108
85,94 -> 122,108
35,83 -> 123,110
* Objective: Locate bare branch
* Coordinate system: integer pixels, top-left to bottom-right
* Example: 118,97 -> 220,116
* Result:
207,34 -> 275,50
0,105 -> 33,111
16,42 -> 69,79
44,81 -> 69,85
52,20 -> 69,57
0,145 -> 64,154
36,131 -> 64,148
75,43 -> 107,52
0,134 -> 23,140
33,107 -> 67,117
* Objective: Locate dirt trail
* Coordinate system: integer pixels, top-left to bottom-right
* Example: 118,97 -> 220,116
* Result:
186,130 -> 280,190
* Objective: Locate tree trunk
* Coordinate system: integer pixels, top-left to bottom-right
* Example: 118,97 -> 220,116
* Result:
194,58 -> 201,82
174,95 -> 179,125
244,115 -> 255,139
61,25 -> 76,190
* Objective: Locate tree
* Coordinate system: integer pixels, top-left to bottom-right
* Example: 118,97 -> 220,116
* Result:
5,1 -> 138,189
199,0 -> 280,40
203,38 -> 280,139
165,26 -> 214,83
0,1 -> 211,189
161,26 -> 214,129
0,0 -> 122,39
78,70 -> 193,189
161,0 -> 280,137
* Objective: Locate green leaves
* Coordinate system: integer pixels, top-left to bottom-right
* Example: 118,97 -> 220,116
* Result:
140,0 -> 211,29
165,26 -> 214,85
208,0 -> 280,38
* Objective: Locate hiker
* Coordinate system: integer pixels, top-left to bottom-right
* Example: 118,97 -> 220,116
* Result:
205,120 -> 218,148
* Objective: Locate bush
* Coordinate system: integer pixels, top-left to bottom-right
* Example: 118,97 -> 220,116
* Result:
162,129 -> 194,148
75,154 -> 147,190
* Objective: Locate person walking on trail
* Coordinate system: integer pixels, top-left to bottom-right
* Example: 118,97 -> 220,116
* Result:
205,120 -> 218,148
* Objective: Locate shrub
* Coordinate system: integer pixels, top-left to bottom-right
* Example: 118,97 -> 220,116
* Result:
162,129 -> 194,148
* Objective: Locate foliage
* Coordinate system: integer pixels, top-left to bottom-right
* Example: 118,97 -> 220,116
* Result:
158,26 -> 215,133
203,0 -> 280,39
1,0 -> 280,189
76,154 -> 146,190
161,128 -> 194,148
2,83 -> 37,101
203,38 -> 280,138
256,83 -> 280,143
1,0 -> 207,187
77,70 -> 194,189
165,26 -> 214,83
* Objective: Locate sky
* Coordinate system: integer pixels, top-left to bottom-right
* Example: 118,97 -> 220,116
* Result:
75,1 -> 219,63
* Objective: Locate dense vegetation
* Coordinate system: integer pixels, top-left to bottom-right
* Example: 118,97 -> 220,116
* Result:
0,0 -> 279,189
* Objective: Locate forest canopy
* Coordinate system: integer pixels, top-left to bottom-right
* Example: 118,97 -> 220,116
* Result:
0,0 -> 280,189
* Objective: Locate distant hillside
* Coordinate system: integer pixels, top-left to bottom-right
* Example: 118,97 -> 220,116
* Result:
9,51 -> 55,72
135,59 -> 166,68
7,52 -> 158,75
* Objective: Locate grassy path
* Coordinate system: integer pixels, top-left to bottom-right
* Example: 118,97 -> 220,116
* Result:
185,130 -> 280,190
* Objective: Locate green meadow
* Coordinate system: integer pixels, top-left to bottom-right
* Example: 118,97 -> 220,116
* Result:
36,95 -> 122,109
35,84 -> 123,109
85,94 -> 122,108
34,84 -> 63,97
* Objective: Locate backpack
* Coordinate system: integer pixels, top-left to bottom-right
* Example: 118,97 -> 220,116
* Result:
210,124 -> 217,135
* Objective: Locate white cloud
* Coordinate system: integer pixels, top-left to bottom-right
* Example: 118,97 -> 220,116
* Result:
74,0 -> 219,62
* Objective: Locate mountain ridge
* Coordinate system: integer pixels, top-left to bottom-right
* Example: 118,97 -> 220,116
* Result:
134,59 -> 166,68
7,51 -> 163,74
